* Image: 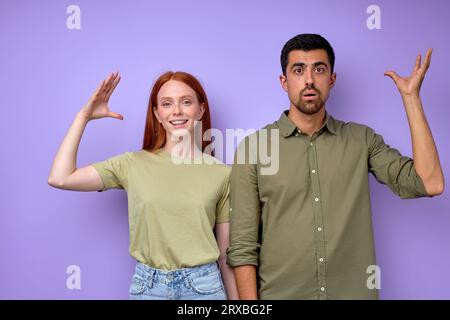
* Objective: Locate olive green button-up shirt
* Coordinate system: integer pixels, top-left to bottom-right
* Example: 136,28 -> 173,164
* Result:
227,110 -> 429,300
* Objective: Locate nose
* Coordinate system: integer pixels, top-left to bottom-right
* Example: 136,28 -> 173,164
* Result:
304,67 -> 315,87
172,103 -> 182,116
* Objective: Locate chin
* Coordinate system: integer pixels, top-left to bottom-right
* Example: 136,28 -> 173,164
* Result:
171,128 -> 191,137
297,104 -> 323,115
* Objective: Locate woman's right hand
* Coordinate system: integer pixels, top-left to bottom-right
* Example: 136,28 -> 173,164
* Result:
80,72 -> 123,121
48,72 -> 124,191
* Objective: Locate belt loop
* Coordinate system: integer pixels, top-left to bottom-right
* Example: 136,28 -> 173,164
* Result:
183,269 -> 191,289
148,268 -> 155,289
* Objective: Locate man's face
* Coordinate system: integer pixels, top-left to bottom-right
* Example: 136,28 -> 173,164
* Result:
280,49 -> 336,115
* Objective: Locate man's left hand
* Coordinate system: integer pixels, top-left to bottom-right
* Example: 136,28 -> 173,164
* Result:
384,48 -> 432,97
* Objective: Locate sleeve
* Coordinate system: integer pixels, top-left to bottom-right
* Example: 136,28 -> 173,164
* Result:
215,173 -> 231,224
226,136 -> 261,268
90,152 -> 131,192
367,127 -> 429,199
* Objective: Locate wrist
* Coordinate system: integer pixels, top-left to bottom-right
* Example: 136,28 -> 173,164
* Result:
401,92 -> 421,105
401,91 -> 420,99
77,109 -> 91,122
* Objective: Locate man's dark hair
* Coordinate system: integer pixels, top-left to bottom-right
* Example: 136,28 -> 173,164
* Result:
280,34 -> 335,76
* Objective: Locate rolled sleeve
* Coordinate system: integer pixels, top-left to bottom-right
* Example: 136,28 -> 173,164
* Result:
367,128 -> 429,199
227,137 -> 261,267
91,152 -> 131,192
215,173 -> 231,224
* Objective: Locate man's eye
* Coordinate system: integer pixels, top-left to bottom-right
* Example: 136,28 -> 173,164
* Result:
316,67 -> 324,73
294,68 -> 303,74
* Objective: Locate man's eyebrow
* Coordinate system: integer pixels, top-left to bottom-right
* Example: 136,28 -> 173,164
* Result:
291,62 -> 329,69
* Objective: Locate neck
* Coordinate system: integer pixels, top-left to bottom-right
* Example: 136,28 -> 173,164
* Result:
288,105 -> 327,136
163,133 -> 203,159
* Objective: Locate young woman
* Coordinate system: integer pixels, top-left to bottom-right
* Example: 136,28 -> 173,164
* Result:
48,71 -> 238,300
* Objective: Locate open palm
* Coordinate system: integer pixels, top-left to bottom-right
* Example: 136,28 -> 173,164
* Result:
82,72 -> 123,120
384,49 -> 432,96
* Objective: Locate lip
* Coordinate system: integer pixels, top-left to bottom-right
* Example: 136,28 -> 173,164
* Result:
302,90 -> 319,100
169,119 -> 189,128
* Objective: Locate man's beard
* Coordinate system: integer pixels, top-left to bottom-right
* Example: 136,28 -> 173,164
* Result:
293,87 -> 324,115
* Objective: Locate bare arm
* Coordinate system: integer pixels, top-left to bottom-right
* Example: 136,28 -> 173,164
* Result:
385,49 -> 445,196
233,265 -> 258,300
215,222 -> 239,300
48,72 -> 123,191
401,94 -> 444,196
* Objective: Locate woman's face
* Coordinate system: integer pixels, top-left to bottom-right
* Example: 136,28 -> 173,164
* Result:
154,80 -> 205,139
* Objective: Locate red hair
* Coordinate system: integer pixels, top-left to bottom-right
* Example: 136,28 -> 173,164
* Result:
142,71 -> 212,154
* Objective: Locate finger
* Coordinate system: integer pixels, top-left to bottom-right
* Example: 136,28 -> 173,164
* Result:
102,72 -> 118,93
107,111 -> 124,120
413,54 -> 421,72
100,73 -> 113,93
105,72 -> 119,91
384,71 -> 400,82
422,48 -> 433,71
94,79 -> 106,96
106,74 -> 121,99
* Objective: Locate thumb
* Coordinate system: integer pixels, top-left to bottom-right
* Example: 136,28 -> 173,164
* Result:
384,70 -> 400,83
107,112 -> 124,120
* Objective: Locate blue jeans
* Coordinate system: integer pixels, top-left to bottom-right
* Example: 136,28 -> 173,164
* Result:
129,261 -> 227,300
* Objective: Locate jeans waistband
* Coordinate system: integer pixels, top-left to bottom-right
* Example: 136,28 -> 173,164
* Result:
134,261 -> 219,284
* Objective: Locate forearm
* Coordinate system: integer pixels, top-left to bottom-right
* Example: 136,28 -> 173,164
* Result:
402,94 -> 444,194
233,265 -> 258,300
218,258 -> 239,300
48,111 -> 89,184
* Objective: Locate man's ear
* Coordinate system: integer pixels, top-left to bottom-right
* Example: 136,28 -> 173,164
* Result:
280,74 -> 288,92
329,72 -> 337,89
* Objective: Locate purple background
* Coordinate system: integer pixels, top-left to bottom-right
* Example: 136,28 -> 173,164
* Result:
1,0 -> 449,299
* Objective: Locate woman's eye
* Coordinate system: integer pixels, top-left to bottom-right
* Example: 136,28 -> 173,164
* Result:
162,102 -> 172,107
183,100 -> 192,105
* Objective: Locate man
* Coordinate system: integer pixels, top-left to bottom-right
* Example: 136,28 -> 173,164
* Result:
227,34 -> 444,299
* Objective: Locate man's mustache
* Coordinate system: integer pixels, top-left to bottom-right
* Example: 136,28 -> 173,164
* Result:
300,86 -> 321,96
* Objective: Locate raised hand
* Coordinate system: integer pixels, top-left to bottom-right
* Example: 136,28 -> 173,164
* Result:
81,72 -> 123,121
384,48 -> 432,97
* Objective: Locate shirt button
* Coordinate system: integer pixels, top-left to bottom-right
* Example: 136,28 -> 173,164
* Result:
314,197 -> 319,202
295,133 -> 299,137
320,287 -> 326,292
317,227 -> 322,232
311,169 -> 316,174
319,258 -> 324,262
229,208 -> 232,212
310,142 -> 314,146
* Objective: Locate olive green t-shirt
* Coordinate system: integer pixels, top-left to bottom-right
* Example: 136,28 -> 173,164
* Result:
91,149 -> 230,270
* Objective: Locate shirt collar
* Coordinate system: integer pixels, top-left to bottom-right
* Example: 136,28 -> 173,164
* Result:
277,110 -> 337,137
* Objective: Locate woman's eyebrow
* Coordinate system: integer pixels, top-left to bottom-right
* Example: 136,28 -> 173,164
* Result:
160,95 -> 193,100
